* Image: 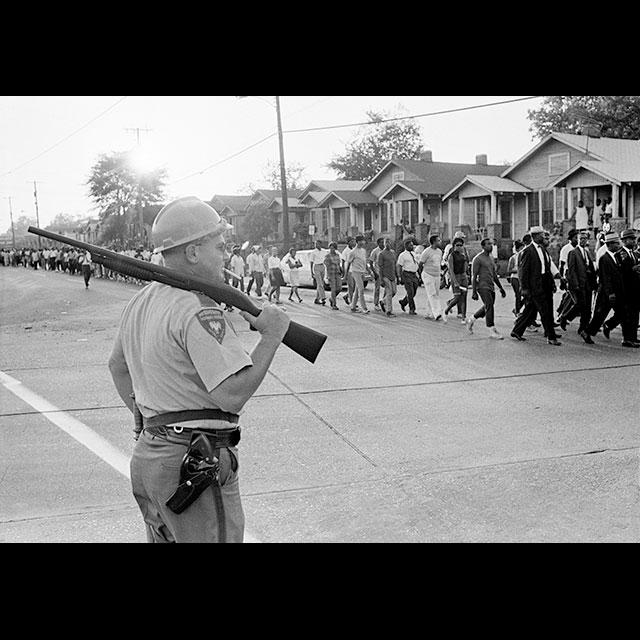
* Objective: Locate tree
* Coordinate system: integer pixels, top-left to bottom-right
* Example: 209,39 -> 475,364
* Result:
242,207 -> 275,244
6,214 -> 36,239
241,160 -> 308,194
46,212 -> 83,230
528,96 -> 640,140
327,109 -> 426,181
86,151 -> 167,222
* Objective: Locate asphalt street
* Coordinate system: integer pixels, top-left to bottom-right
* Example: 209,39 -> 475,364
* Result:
1,266 -> 639,542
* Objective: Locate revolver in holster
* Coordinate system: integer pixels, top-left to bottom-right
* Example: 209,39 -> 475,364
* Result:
130,393 -> 144,441
165,433 -> 220,514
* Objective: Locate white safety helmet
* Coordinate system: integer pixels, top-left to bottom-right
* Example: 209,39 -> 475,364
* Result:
152,196 -> 233,254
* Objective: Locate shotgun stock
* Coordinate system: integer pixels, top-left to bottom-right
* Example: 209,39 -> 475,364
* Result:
28,226 -> 327,363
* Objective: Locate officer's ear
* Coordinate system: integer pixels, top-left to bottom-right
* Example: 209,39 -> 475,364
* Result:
184,243 -> 199,264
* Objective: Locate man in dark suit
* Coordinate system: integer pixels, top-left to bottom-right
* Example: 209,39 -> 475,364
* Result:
511,226 -> 561,345
613,229 -> 640,346
586,232 -> 635,346
562,230 -> 597,343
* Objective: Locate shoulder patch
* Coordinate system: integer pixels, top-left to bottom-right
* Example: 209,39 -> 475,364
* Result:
196,308 -> 226,344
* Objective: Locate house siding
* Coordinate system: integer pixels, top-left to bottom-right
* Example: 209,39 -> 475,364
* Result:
507,139 -> 592,190
367,163 -> 420,199
563,167 -> 612,189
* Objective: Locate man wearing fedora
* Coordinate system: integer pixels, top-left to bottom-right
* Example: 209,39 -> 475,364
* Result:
586,231 -> 637,346
511,226 -> 562,345
614,229 -> 640,346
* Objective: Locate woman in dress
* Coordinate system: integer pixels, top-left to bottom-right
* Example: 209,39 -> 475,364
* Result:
267,246 -> 284,305
285,247 -> 303,302
323,242 -> 343,310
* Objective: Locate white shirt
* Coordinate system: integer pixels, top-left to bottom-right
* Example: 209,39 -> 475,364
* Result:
246,252 -> 265,273
397,249 -> 419,272
559,242 -> 576,266
595,244 -> 608,269
310,248 -> 327,270
229,254 -> 245,275
575,206 -> 589,229
340,246 -> 353,265
267,256 -> 281,269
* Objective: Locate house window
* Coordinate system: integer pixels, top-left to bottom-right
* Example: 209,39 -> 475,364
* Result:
321,209 -> 328,233
555,188 -> 566,220
364,208 -> 372,231
391,171 -> 405,183
476,199 -> 486,229
542,190 -> 554,228
548,152 -> 570,176
528,192 -> 539,229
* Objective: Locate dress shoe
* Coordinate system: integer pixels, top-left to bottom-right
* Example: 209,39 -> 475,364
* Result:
621,341 -> 640,348
399,300 -> 407,312
510,332 -> 526,341
550,333 -> 562,340
602,324 -> 611,339
547,338 -> 562,346
379,301 -> 386,313
560,318 -> 568,331
579,330 -> 594,344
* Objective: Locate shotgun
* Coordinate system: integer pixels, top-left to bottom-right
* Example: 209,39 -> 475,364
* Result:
28,226 -> 327,363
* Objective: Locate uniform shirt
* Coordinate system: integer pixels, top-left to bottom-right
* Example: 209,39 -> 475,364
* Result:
115,282 -> 253,418
82,251 -> 92,266
397,249 -> 419,272
267,256 -> 281,270
419,246 -> 442,278
347,246 -> 367,273
246,252 -> 265,273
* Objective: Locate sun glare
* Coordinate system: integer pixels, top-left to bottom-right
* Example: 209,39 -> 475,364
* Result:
128,148 -> 159,175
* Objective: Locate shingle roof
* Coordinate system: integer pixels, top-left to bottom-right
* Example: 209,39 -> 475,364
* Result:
309,180 -> 366,191
465,175 -> 531,193
553,133 -> 640,181
209,194 -> 251,212
382,158 -> 507,194
318,190 -> 379,206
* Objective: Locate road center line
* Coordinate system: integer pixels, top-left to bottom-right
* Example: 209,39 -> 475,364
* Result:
0,370 -> 261,543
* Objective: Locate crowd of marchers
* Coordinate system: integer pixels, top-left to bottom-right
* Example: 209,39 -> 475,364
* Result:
3,226 -> 639,348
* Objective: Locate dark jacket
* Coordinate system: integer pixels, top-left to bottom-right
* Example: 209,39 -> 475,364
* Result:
597,251 -> 625,299
519,243 -> 555,296
567,245 -> 597,292
616,247 -> 640,308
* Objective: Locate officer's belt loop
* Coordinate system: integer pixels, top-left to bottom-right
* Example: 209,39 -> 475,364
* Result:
144,409 -> 239,428
144,425 -> 241,448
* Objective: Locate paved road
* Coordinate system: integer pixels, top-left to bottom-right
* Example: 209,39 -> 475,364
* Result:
1,266 -> 639,542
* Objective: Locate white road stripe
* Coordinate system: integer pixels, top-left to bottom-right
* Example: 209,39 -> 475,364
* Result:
0,370 -> 260,543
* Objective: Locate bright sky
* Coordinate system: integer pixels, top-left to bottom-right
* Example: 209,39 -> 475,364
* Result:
0,95 -> 546,234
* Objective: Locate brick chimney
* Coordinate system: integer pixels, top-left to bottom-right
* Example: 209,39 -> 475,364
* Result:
420,150 -> 433,162
475,154 -> 487,165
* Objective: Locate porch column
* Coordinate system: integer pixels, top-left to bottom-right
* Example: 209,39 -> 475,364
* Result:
538,190 -> 544,226
621,184 -> 627,223
553,187 -> 557,222
490,193 -> 497,224
447,199 -> 453,237
418,196 -> 424,223
349,204 -> 356,228
612,184 -> 619,218
567,188 -> 572,221
458,196 -> 464,225
525,192 -> 529,232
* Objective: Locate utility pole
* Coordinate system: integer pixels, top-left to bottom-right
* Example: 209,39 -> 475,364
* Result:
275,96 -> 290,248
30,181 -> 42,248
125,126 -> 153,246
4,196 -> 15,248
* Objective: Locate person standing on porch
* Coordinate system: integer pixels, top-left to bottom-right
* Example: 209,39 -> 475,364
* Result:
575,200 -> 589,232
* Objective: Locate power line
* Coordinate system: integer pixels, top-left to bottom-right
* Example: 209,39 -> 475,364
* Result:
283,96 -> 543,133
169,132 -> 277,185
0,96 -> 129,179
169,96 -> 542,183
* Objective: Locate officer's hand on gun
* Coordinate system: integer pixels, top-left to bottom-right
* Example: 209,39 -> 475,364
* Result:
239,302 -> 290,341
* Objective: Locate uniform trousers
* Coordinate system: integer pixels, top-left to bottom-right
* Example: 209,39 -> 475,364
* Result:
130,428 -> 244,543
313,264 -> 326,302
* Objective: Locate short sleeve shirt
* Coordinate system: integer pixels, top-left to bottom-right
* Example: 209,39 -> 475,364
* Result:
116,282 -> 253,418
397,250 -> 419,272
419,246 -> 442,278
347,247 -> 367,273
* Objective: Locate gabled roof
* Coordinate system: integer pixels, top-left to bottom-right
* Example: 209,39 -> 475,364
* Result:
379,180 -> 429,199
546,161 -> 623,188
317,190 -> 379,207
299,190 -> 329,206
443,175 -> 531,201
267,196 -> 306,209
209,194 -> 251,212
501,132 -> 640,179
299,179 -> 365,200
364,158 -> 507,194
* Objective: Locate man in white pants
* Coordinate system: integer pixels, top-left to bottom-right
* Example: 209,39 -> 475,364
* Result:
419,234 -> 444,321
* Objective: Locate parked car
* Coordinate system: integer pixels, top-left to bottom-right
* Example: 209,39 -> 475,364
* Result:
280,249 -> 371,290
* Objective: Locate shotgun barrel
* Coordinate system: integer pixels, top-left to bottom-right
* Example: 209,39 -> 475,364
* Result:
28,226 -> 327,363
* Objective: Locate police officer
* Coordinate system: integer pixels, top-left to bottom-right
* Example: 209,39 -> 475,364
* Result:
108,196 -> 290,542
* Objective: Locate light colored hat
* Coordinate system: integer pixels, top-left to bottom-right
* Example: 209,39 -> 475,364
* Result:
620,228 -> 637,239
453,231 -> 466,239
604,232 -> 620,243
529,225 -> 545,234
